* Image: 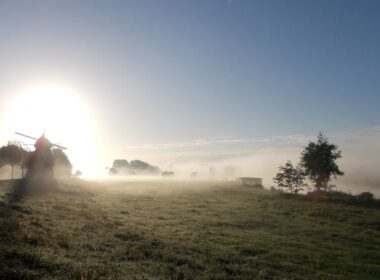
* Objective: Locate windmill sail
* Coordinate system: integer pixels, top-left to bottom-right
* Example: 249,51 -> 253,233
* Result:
51,143 -> 67,150
15,132 -> 38,141
15,132 -> 67,150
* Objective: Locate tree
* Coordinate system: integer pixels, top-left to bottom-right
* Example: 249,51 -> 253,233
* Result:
273,161 -> 307,194
109,159 -> 130,175
108,167 -> 118,175
108,158 -> 160,175
73,170 -> 82,177
0,142 -> 25,179
52,149 -> 72,177
112,159 -> 130,169
300,133 -> 344,192
129,160 -> 160,174
20,150 -> 32,178
357,192 -> 375,202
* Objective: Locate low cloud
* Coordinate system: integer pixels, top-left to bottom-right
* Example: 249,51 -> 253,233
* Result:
116,134 -> 311,152
112,127 -> 380,195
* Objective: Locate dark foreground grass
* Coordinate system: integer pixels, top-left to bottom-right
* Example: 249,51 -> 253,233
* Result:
0,179 -> 379,279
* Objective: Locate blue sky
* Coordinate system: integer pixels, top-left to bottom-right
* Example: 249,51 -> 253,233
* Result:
0,0 -> 379,177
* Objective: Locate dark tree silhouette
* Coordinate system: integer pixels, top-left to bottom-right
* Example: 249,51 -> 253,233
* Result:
300,133 -> 344,192
273,161 -> 306,194
130,160 -> 159,173
0,142 -> 25,179
52,148 -> 72,177
109,159 -> 160,175
109,159 -> 130,175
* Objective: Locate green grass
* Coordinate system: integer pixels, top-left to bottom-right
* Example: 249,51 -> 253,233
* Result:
0,179 -> 379,279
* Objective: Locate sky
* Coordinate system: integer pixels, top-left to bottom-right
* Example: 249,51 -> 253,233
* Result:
0,0 -> 379,189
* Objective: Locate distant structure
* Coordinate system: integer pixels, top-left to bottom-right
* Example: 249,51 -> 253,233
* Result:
236,177 -> 263,187
15,132 -> 67,182
162,171 -> 175,177
27,134 -> 54,178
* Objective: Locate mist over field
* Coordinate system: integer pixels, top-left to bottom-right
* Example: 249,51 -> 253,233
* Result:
2,128 -> 378,196
114,127 -> 380,195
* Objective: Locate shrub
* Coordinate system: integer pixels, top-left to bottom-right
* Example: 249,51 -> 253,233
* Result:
357,192 -> 375,202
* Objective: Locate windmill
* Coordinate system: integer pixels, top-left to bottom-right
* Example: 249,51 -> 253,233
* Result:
15,132 -> 67,180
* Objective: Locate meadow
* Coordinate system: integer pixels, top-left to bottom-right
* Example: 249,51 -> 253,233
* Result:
0,179 -> 379,279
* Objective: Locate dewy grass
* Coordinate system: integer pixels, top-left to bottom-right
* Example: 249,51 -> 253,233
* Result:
0,179 -> 379,279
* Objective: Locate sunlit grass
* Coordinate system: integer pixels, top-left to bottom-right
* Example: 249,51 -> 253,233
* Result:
0,180 -> 379,279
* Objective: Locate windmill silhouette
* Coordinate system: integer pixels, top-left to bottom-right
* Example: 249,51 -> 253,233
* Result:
15,132 -> 67,181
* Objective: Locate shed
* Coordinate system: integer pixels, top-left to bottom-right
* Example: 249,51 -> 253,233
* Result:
236,177 -> 263,187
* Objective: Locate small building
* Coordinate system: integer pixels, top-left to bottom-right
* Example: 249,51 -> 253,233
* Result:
236,177 -> 263,187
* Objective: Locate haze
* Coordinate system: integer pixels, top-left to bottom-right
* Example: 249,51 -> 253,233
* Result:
0,0 -> 379,193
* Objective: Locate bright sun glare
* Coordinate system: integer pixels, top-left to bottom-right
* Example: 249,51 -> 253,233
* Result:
3,85 -> 97,176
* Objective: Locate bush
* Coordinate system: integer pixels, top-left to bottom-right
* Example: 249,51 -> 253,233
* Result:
356,192 -> 375,202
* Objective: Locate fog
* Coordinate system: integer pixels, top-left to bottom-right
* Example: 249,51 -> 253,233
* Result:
1,129 -> 379,196
0,165 -> 72,180
0,166 -> 23,180
168,148 -> 380,196
101,144 -> 380,197
115,128 -> 380,196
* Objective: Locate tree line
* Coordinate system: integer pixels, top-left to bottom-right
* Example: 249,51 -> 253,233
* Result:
108,159 -> 160,175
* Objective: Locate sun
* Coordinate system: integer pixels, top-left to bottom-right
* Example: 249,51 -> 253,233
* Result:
3,85 -> 97,176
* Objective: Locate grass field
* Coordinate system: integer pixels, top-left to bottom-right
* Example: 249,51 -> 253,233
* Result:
0,179 -> 379,279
